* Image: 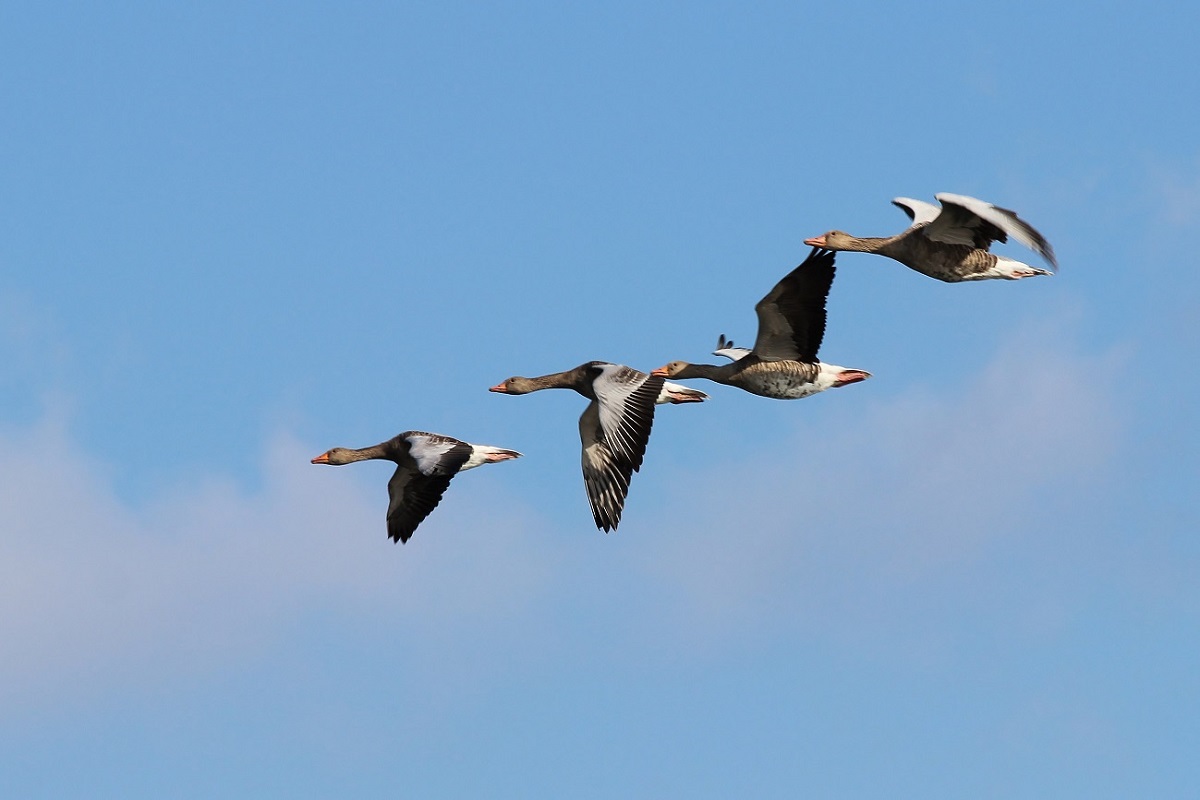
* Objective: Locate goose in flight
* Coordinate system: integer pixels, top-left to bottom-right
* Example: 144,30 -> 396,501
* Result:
490,362 -> 702,531
804,192 -> 1057,282
311,431 -> 520,543
652,248 -> 870,399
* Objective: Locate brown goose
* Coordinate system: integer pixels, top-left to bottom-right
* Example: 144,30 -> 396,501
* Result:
651,248 -> 870,399
490,362 -> 699,532
804,193 -> 1057,282
311,431 -> 521,544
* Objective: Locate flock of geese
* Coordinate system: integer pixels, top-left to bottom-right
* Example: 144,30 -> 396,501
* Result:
312,193 -> 1058,543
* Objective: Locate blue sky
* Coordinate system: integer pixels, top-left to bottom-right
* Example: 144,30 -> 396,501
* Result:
2,2 -> 1198,796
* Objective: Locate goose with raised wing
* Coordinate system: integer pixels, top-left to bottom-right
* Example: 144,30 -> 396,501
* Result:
311,431 -> 521,544
804,193 -> 1056,282
652,248 -> 870,399
490,362 -> 701,532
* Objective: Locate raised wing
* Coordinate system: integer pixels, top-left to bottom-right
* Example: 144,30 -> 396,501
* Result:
385,463 -> 456,543
712,334 -> 752,362
751,247 -> 836,362
931,193 -> 1057,268
892,197 -> 941,227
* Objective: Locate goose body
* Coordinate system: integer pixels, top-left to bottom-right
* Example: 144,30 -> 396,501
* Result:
805,193 -> 1057,282
311,431 -> 521,544
490,361 -> 700,532
669,358 -> 860,400
652,248 -> 870,400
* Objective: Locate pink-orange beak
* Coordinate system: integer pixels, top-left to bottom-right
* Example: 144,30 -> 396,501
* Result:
650,366 -> 669,377
310,452 -> 331,464
834,369 -> 871,387
804,235 -> 827,247
488,382 -> 508,393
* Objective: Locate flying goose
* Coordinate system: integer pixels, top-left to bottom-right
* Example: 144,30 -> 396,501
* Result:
311,431 -> 521,543
490,362 -> 700,532
652,248 -> 870,399
804,193 -> 1057,282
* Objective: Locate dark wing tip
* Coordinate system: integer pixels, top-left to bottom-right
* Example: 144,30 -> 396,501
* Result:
387,521 -> 414,544
891,199 -> 917,221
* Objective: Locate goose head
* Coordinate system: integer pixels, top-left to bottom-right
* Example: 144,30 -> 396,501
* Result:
651,362 -> 691,379
489,377 -> 534,394
311,447 -> 355,465
803,230 -> 853,250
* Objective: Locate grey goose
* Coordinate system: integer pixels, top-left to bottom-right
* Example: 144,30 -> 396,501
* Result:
489,362 -> 704,532
311,431 -> 520,544
652,248 -> 870,400
805,192 -> 1056,282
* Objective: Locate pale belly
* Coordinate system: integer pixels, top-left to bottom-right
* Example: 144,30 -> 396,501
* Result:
738,370 -> 822,400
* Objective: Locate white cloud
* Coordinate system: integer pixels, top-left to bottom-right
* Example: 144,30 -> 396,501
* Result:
0,411 -> 556,711
1153,156 -> 1200,227
625,336 -> 1126,660
0,333 -> 1159,716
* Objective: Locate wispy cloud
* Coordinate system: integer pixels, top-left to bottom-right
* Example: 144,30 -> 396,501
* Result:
0,333 -> 1164,719
0,411 -> 556,712
626,336 -> 1127,661
1148,154 -> 1200,228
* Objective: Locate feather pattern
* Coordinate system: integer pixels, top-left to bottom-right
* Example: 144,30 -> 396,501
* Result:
578,403 -> 633,531
405,432 -> 474,476
386,466 -> 456,544
490,362 -> 681,532
751,247 -> 836,362
653,248 -> 871,400
806,192 -> 1056,282
310,430 -> 521,544
933,193 -> 1057,267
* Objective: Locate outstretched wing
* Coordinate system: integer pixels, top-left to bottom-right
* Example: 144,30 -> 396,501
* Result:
892,196 -> 941,228
751,247 -> 837,363
578,402 -> 632,532
577,364 -> 665,531
927,193 -> 1057,268
590,364 -> 664,469
385,463 -> 456,543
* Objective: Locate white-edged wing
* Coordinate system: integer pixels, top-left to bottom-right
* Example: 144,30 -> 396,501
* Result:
712,334 -> 752,362
577,364 -> 665,531
381,431 -> 474,543
892,197 -> 941,227
403,431 -> 473,476
578,402 -> 631,532
933,193 -> 1057,268
590,364 -> 663,467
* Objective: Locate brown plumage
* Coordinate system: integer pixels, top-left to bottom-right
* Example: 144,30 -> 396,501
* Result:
310,431 -> 520,544
805,193 -> 1057,282
489,361 -> 684,532
652,248 -> 870,399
